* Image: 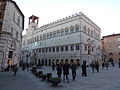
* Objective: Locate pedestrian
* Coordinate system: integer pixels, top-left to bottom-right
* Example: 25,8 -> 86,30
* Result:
105,62 -> 109,70
102,62 -> 105,69
95,61 -> 99,72
13,64 -> 18,76
56,63 -> 62,78
81,61 -> 87,77
90,62 -> 95,73
63,60 -> 70,83
71,61 -> 77,81
52,61 -> 55,71
26,63 -> 29,71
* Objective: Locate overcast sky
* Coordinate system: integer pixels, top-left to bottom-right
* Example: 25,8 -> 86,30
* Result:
15,0 -> 120,37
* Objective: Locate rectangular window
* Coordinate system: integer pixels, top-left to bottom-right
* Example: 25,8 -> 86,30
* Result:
36,49 -> 38,53
56,47 -> 59,52
42,48 -> 45,53
37,36 -> 39,41
33,49 -> 35,53
35,49 -> 37,53
65,46 -> 68,51
35,37 -> 37,42
76,45 -> 80,50
49,48 -> 51,52
46,48 -> 48,52
85,45 -> 87,51
71,45 -> 74,51
39,48 -> 41,53
61,46 -> 64,51
52,47 -> 55,52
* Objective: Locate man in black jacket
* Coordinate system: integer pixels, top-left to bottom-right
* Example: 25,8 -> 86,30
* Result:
71,62 -> 77,81
63,60 -> 70,83
81,61 -> 87,77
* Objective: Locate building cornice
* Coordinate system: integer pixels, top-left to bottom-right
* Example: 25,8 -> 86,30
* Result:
103,33 -> 120,38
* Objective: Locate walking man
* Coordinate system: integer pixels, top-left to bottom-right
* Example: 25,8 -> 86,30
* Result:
71,61 -> 77,81
56,63 -> 62,78
81,61 -> 87,77
13,64 -> 18,76
63,60 -> 70,83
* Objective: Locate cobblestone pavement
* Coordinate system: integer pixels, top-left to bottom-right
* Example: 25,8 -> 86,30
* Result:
0,65 -> 120,90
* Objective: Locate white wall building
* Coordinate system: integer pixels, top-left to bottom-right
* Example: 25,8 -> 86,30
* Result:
0,0 -> 24,70
22,12 -> 101,65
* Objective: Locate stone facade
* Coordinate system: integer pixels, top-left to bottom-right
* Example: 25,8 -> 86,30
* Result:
22,12 -> 101,65
102,34 -> 120,62
0,0 -> 24,70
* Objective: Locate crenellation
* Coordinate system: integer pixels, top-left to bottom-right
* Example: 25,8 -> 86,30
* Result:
75,13 -> 79,17
72,14 -> 75,17
62,18 -> 65,21
60,19 -> 62,22
80,13 -> 100,29
69,16 -> 71,18
35,12 -> 99,31
65,17 -> 68,20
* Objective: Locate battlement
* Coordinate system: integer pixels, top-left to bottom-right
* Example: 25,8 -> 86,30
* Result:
36,12 -> 100,31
